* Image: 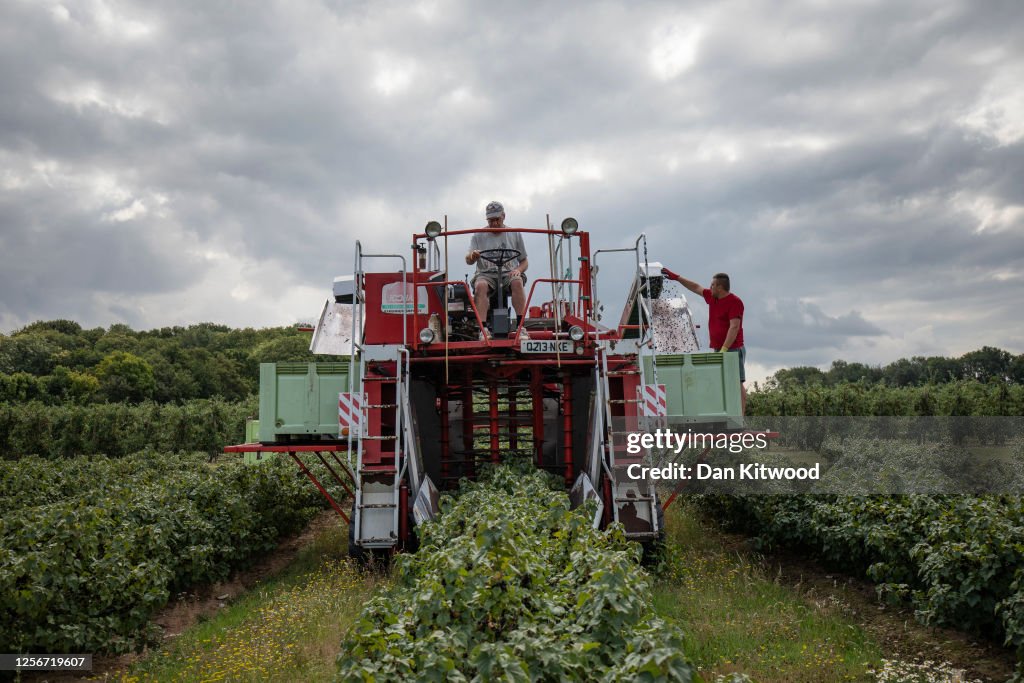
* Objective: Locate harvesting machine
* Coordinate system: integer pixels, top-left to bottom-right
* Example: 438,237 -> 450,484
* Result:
226,217 -> 744,559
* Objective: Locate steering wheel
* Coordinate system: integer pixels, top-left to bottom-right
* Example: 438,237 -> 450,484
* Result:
477,248 -> 522,270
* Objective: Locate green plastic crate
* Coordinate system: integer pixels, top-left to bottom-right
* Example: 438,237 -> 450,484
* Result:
643,353 -> 743,427
258,361 -> 353,442
242,418 -> 277,464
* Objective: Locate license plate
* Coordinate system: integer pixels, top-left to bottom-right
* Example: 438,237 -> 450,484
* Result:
520,339 -> 572,354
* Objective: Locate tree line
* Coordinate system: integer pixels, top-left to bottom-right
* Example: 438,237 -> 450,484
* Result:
0,319 -> 326,405
767,346 -> 1024,388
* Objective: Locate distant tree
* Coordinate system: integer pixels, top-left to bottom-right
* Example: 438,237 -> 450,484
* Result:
923,356 -> 960,383
248,336 -> 319,365
826,359 -> 883,385
1010,354 -> 1024,384
17,319 -> 83,336
43,366 -> 100,404
95,330 -> 140,354
0,334 -> 57,375
771,366 -> 826,387
149,355 -> 203,402
178,322 -> 232,348
882,358 -> 925,387
960,346 -> 1013,382
183,348 -> 249,401
95,351 -> 156,403
0,371 -> 44,402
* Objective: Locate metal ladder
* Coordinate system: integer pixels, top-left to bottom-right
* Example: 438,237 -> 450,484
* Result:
592,234 -> 662,538
348,242 -> 412,551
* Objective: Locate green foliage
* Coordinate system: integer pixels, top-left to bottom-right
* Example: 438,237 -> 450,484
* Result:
0,451 -> 328,654
766,347 -> 1022,388
248,335 -> 319,365
0,333 -> 58,375
0,372 -> 44,403
338,465 -> 699,682
42,366 -> 100,404
0,319 -> 320,404
0,397 -> 256,459
96,351 -> 156,402
749,380 -> 1024,417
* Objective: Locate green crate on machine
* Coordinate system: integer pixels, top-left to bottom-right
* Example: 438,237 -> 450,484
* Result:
242,418 -> 277,464
258,361 -> 353,443
643,353 -> 744,428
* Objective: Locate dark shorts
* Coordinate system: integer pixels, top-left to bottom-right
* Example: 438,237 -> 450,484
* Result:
727,346 -> 746,382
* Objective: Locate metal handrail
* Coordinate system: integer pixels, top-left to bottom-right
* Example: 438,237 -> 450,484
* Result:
590,234 -> 659,387
350,242 -> 408,549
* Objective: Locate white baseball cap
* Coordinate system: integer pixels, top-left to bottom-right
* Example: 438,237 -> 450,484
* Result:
485,201 -> 504,219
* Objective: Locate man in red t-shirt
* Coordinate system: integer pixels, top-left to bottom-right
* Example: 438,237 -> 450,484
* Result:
660,268 -> 746,414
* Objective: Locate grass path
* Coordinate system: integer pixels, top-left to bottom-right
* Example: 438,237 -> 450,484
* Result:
652,502 -> 1001,682
653,501 -> 883,682
110,521 -> 383,683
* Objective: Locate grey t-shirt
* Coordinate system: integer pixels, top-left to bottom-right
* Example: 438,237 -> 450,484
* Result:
470,231 -> 527,274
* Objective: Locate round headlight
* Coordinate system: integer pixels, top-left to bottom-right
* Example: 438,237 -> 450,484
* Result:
560,217 -> 579,236
568,325 -> 585,341
419,327 -> 435,344
575,344 -> 585,355
424,221 -> 443,239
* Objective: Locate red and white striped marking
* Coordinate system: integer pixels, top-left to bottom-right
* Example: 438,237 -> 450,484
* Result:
637,384 -> 667,417
338,392 -> 364,435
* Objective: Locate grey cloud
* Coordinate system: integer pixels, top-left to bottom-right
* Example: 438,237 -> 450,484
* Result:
745,298 -> 886,353
0,0 -> 1021,376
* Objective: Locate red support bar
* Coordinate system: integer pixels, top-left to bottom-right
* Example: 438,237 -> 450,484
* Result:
562,372 -> 573,487
440,388 -> 450,483
489,379 -> 500,464
328,452 -> 357,496
463,367 -> 475,480
532,367 -> 544,468
288,451 -> 350,523
509,387 -> 518,452
224,443 -> 348,453
410,355 -> 596,365
314,451 -> 354,499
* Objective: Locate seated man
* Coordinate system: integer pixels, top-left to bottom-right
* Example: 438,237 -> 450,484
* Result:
465,201 -> 528,330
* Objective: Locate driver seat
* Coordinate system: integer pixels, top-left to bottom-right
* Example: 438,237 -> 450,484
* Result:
473,273 -> 527,338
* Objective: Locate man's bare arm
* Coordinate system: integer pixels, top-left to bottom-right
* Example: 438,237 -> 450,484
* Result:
510,257 -> 528,278
720,318 -> 741,351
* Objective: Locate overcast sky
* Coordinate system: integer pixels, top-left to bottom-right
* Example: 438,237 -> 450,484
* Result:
1,0 -> 1022,384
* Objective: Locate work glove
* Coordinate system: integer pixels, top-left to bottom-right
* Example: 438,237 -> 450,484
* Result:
660,267 -> 679,280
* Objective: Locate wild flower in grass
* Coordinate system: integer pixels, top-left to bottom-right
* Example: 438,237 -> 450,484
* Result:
714,675 -> 752,683
120,558 -> 368,682
869,658 -> 981,683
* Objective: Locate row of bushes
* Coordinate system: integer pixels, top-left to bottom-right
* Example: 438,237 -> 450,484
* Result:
339,463 -> 699,681
0,397 -> 256,459
0,451 -> 332,653
749,380 -> 1024,417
